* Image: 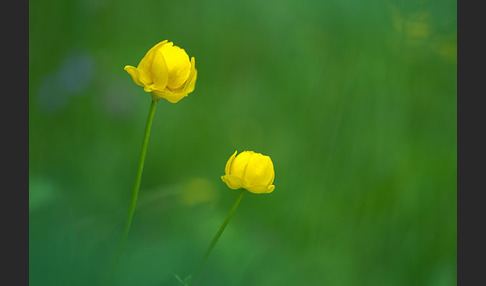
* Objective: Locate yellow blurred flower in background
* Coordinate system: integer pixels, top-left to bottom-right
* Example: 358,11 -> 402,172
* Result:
124,40 -> 197,103
221,150 -> 275,194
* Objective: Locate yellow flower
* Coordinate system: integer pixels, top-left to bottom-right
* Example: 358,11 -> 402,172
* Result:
221,150 -> 275,194
124,40 -> 197,103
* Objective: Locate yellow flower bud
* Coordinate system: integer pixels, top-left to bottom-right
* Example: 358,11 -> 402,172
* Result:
124,40 -> 197,103
221,150 -> 276,194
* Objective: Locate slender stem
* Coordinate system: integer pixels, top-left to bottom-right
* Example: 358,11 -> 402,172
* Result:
189,189 -> 246,285
110,98 -> 159,280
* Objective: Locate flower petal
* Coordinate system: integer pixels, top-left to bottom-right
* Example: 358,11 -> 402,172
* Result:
182,57 -> 197,94
225,150 -> 238,175
246,184 -> 275,194
151,90 -> 186,103
230,151 -> 255,178
160,42 -> 191,90
124,65 -> 144,87
138,40 -> 168,70
137,40 -> 169,85
148,49 -> 169,91
245,153 -> 274,186
221,175 -> 247,190
267,166 -> 275,186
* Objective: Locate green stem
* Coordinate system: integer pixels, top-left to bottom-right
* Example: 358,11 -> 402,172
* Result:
110,98 -> 159,280
189,189 -> 245,285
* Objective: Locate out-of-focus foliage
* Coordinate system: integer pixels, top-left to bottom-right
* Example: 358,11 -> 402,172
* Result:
29,0 -> 456,285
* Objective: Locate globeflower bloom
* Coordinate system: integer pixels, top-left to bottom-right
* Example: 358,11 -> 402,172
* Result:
221,150 -> 275,194
124,40 -> 197,103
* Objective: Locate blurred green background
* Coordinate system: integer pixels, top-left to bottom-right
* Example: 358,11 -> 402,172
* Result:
29,0 -> 457,285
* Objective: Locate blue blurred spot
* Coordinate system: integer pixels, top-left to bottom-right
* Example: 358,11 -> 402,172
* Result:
37,51 -> 95,113
37,72 -> 68,112
58,52 -> 94,95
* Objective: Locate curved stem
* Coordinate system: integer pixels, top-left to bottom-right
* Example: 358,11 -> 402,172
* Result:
189,189 -> 245,285
110,98 -> 159,280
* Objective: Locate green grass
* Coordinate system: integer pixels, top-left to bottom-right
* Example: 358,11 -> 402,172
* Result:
29,0 -> 456,285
